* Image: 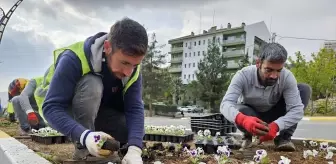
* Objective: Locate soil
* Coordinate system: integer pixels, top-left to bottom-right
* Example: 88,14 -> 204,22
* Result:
0,118 -> 335,164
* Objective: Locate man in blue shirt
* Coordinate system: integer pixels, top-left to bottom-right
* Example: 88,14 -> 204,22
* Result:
43,17 -> 147,163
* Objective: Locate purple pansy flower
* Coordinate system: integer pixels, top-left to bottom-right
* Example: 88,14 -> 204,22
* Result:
94,135 -> 101,142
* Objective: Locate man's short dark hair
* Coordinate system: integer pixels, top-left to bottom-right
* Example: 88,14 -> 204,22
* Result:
259,42 -> 288,63
108,17 -> 148,56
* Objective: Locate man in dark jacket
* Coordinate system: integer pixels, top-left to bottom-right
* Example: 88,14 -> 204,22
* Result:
43,17 -> 147,163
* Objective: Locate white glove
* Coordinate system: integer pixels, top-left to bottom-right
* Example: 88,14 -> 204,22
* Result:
80,130 -> 113,158
122,146 -> 143,164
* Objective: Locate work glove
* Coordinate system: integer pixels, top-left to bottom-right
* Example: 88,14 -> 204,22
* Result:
122,146 -> 143,164
80,130 -> 114,158
259,122 -> 279,142
235,113 -> 269,136
27,112 -> 39,126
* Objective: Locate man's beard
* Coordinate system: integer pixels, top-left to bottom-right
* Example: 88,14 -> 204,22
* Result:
258,68 -> 278,86
264,78 -> 278,86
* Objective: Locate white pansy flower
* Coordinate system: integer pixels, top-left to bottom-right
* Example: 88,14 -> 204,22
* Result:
278,156 -> 291,164
303,150 -> 313,159
325,151 -> 333,160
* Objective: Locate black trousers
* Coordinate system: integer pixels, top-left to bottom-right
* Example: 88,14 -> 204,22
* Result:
237,83 -> 311,140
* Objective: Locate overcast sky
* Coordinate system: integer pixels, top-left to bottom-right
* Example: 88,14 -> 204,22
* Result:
0,0 -> 335,91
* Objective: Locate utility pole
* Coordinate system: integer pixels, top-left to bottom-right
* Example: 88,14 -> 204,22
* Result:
0,0 -> 24,44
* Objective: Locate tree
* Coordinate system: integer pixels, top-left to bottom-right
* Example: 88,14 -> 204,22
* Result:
288,49 -> 336,115
186,80 -> 202,104
196,38 -> 232,111
142,33 -> 169,116
237,53 -> 250,69
165,74 -> 184,105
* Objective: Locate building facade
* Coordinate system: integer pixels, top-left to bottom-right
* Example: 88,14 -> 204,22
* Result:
168,21 -> 271,84
323,41 -> 336,51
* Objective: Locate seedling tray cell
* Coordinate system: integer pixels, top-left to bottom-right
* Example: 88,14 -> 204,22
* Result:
30,134 -> 66,145
143,133 -> 194,143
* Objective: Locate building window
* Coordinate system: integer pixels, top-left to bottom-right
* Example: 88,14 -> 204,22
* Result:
185,64 -> 186,68
194,42 -> 196,46
188,74 -> 190,79
198,51 -> 200,56
194,52 -> 195,56
198,41 -> 201,45
202,51 -> 205,55
185,43 -> 187,47
189,63 -> 191,68
184,74 -> 186,79
189,53 -> 191,57
193,63 -> 195,67
185,53 -> 187,57
203,40 -> 205,44
208,39 -> 211,44
192,74 -> 194,79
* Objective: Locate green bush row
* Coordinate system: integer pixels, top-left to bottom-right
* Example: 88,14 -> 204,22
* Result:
144,104 -> 178,113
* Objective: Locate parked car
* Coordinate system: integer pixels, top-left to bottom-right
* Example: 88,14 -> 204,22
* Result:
191,105 -> 204,113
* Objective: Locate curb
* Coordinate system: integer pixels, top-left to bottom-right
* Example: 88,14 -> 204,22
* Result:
0,130 -> 51,164
302,117 -> 336,121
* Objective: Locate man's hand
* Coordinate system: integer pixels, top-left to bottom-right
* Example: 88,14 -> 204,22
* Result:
122,146 -> 143,164
27,112 -> 39,126
80,130 -> 114,158
235,113 -> 269,136
259,122 -> 279,142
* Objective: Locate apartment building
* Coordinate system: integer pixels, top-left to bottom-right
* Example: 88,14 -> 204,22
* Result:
168,21 -> 271,84
323,41 -> 336,51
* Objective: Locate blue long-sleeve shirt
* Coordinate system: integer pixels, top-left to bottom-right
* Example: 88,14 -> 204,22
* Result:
42,33 -> 144,149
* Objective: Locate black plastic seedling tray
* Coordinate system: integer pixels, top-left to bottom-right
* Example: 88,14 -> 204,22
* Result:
194,136 -> 240,154
143,133 -> 194,143
30,134 -> 68,145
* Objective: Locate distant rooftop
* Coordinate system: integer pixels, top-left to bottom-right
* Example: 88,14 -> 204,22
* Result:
168,22 -> 251,44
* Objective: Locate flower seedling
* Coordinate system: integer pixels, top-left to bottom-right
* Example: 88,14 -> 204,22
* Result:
325,151 -> 333,160
278,156 -> 291,164
215,145 -> 231,163
32,127 -> 63,137
204,129 -> 213,141
309,141 -> 318,147
253,149 -> 270,164
188,149 -> 200,164
303,150 -> 317,160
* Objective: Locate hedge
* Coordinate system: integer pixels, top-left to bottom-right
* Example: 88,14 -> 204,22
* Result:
144,104 -> 179,116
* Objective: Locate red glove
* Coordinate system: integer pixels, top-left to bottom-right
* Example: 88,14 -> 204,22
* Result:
235,113 -> 269,136
27,112 -> 39,126
259,122 -> 279,142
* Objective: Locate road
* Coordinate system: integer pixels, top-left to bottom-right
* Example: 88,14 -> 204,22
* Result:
145,116 -> 336,141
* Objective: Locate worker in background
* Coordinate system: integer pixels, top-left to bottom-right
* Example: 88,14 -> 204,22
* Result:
7,78 -> 29,122
11,76 -> 47,135
43,17 -> 147,163
220,43 -> 311,151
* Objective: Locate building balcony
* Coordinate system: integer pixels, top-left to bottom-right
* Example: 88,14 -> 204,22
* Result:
222,50 -> 245,58
227,61 -> 240,69
169,67 -> 182,73
171,57 -> 183,63
222,38 -> 245,46
169,47 -> 183,54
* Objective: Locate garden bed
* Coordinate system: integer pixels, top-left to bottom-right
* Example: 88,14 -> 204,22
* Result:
0,118 -> 335,164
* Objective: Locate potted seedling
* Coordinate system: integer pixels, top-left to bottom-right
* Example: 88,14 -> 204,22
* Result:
195,130 -> 205,149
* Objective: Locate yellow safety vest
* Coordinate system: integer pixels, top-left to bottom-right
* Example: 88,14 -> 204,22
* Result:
35,41 -> 141,122
7,77 -> 43,114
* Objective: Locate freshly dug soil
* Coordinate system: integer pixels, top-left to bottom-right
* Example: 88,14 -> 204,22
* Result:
0,118 -> 335,164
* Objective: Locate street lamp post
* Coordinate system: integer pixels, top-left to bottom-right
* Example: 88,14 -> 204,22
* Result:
0,0 -> 24,44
